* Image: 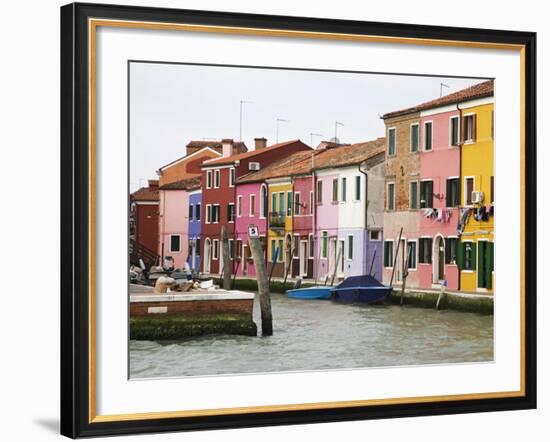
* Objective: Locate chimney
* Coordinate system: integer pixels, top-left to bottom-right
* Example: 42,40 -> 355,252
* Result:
254,137 -> 267,150
148,179 -> 159,189
221,138 -> 234,158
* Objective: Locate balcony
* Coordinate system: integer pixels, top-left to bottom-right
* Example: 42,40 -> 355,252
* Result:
269,212 -> 286,230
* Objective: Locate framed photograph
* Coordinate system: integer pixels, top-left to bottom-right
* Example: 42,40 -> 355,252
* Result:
60,2 -> 536,438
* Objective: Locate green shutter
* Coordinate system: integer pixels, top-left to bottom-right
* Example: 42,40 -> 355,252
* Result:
444,238 -> 451,264
446,180 -> 451,207
456,241 -> 464,270
486,242 -> 494,289
471,242 -> 477,271
418,239 -> 424,264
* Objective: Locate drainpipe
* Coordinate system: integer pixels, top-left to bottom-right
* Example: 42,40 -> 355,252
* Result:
358,162 -> 369,275
232,160 -> 238,279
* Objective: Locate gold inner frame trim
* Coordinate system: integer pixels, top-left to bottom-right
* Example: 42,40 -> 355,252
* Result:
88,17 -> 527,424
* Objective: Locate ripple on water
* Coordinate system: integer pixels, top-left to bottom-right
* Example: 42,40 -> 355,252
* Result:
130,294 -> 493,378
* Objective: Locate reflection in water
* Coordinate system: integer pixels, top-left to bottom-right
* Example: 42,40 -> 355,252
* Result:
130,293 -> 493,378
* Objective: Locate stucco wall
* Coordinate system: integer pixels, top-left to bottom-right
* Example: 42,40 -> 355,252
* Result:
159,189 -> 189,268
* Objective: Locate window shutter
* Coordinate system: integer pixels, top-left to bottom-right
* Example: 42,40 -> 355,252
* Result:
456,241 -> 464,270
471,242 -> 477,270
427,181 -> 434,208
427,239 -> 433,264
444,238 -> 451,264
418,239 -> 424,263
446,180 -> 451,207
472,114 -> 477,141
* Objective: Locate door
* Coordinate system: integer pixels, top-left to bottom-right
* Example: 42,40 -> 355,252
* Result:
437,236 -> 445,281
338,240 -> 345,276
330,238 -> 338,276
191,241 -> 196,271
204,239 -> 211,273
299,240 -> 307,276
243,244 -> 248,276
477,241 -> 493,289
397,239 -> 406,282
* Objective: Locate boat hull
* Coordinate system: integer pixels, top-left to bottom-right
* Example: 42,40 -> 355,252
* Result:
286,286 -> 332,300
331,286 -> 392,304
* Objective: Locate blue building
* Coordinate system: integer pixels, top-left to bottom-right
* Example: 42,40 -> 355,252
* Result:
187,189 -> 202,271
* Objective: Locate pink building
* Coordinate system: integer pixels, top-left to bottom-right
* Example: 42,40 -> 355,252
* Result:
158,176 -> 201,269
417,109 -> 461,290
234,182 -> 269,277
291,175 -> 315,278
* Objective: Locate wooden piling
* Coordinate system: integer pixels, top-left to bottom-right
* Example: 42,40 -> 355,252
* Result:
249,236 -> 273,336
220,225 -> 232,290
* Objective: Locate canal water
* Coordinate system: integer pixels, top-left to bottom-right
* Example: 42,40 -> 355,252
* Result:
129,293 -> 493,378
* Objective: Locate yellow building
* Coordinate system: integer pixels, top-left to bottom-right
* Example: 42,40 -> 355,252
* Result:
266,178 -> 294,278
458,98 -> 494,293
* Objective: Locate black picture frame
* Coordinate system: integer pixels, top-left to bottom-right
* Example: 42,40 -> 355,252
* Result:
61,2 -> 537,438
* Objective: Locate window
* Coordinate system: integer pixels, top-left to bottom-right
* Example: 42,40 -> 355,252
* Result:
237,196 -> 242,217
418,238 -> 433,264
463,114 -> 476,142
445,238 -> 458,264
465,177 -> 474,205
309,234 -> 314,258
278,239 -> 284,262
236,240 -> 242,259
286,191 -> 293,216
411,123 -> 419,152
212,239 -> 219,260
195,203 -> 201,221
279,192 -> 285,217
212,205 -> 220,223
316,180 -> 323,204
294,192 -> 300,215
388,128 -> 396,155
387,182 -> 395,211
446,178 -> 460,207
332,178 -> 338,203
420,180 -> 434,208
341,177 -> 347,202
407,241 -> 417,269
214,169 -> 220,188
370,230 -> 381,241
293,236 -> 299,258
229,239 -> 234,259
321,231 -> 328,258
347,235 -> 354,260
309,191 -> 314,214
227,203 -> 235,222
188,204 -> 194,221
206,204 -> 212,223
384,241 -> 393,267
410,181 -> 419,209
170,235 -> 181,253
250,194 -> 256,216
270,239 -> 277,262
490,176 -> 494,204
229,167 -> 236,186
424,121 -> 433,151
450,116 -> 460,146
271,192 -> 277,212
206,170 -> 212,189
260,186 -> 268,218
462,241 -> 475,270
195,238 -> 200,255
355,176 -> 361,200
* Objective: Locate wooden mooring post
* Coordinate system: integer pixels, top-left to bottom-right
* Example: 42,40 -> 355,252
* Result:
248,235 -> 273,336
220,225 -> 232,290
400,244 -> 413,305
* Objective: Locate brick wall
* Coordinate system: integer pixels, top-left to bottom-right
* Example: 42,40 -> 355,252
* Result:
130,298 -> 254,317
384,113 -> 421,211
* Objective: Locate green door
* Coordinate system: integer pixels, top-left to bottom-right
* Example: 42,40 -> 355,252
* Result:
477,241 -> 493,289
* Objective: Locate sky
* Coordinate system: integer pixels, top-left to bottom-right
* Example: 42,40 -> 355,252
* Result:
129,62 -> 485,192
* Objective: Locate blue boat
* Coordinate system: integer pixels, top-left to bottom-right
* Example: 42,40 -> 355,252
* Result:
286,286 -> 332,300
330,275 -> 392,304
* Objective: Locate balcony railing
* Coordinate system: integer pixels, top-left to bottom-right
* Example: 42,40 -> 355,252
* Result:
269,212 -> 286,229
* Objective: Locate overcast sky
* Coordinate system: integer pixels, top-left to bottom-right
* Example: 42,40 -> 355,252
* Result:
130,62 -> 484,192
